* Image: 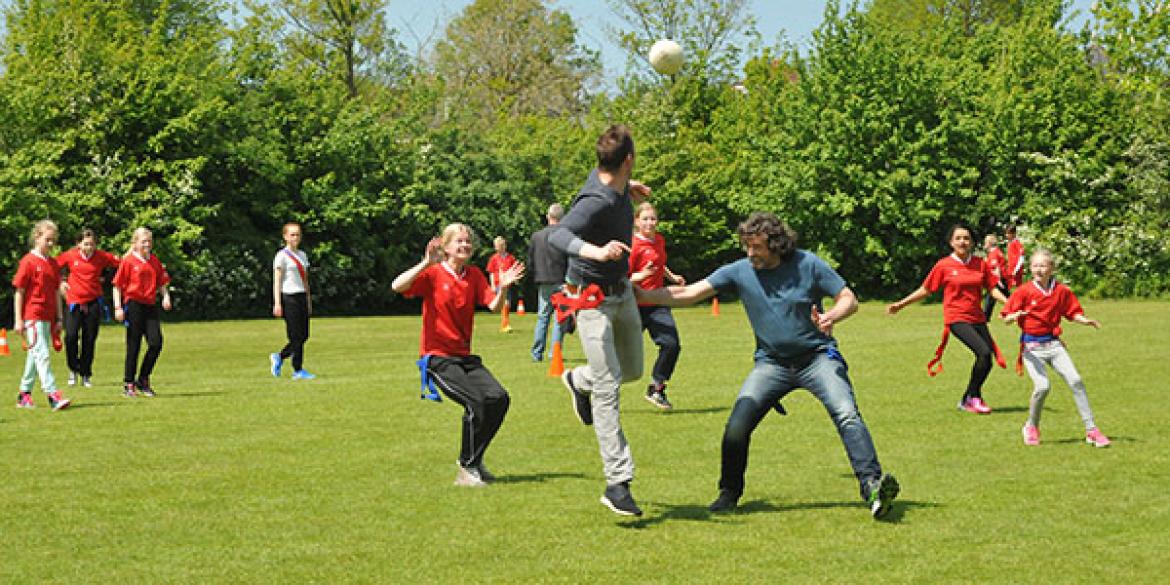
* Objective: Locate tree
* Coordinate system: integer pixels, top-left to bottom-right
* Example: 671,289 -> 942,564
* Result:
605,0 -> 757,80
433,0 -> 600,121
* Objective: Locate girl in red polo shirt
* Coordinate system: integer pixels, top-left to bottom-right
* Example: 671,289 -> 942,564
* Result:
56,229 -> 120,388
1003,250 -> 1109,447
628,202 -> 685,410
392,223 -> 525,487
12,220 -> 72,411
486,236 -> 518,333
112,227 -> 172,397
888,224 -> 1009,414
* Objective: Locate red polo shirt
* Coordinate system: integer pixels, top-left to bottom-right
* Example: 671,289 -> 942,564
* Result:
405,262 -> 495,357
112,253 -> 170,305
12,252 -> 60,322
629,233 -> 668,306
1006,238 -> 1025,288
1003,279 -> 1085,338
922,254 -> 997,325
485,252 -> 517,287
56,248 -> 120,305
985,247 -> 1006,287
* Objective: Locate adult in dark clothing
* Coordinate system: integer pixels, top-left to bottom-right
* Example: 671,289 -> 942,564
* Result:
548,124 -> 651,517
528,203 -> 568,362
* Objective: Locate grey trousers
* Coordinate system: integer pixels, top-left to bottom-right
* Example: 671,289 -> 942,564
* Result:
570,283 -> 644,485
1022,340 -> 1098,431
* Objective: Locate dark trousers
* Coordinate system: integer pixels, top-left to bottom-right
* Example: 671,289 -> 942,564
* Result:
124,301 -> 163,385
949,322 -> 994,400
427,355 -> 510,468
65,300 -> 102,377
279,293 -> 310,371
982,282 -> 1009,321
638,305 -> 681,385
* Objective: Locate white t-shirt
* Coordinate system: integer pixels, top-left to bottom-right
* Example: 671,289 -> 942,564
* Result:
274,248 -> 310,294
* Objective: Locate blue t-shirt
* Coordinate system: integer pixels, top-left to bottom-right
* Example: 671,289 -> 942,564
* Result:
705,250 -> 847,360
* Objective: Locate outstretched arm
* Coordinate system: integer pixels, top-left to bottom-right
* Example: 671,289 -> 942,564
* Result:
887,286 -> 930,315
635,279 -> 717,307
392,238 -> 442,294
488,263 -> 526,313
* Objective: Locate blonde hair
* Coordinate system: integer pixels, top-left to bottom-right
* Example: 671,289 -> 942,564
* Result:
1030,249 -> 1056,268
126,227 -> 153,257
441,223 -> 475,248
493,235 -> 506,248
636,201 -> 657,218
28,219 -> 58,249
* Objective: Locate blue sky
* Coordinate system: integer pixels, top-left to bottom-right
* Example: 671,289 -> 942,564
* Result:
386,0 -> 1098,76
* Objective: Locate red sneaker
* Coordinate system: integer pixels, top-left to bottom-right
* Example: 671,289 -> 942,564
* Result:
1085,428 -> 1111,448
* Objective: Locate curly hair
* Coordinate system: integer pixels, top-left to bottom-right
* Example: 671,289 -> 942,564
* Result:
737,212 -> 797,262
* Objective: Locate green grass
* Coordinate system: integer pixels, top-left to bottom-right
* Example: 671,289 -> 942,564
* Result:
2,300 -> 1168,583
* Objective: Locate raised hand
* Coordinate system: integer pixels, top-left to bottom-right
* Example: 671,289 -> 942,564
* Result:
499,262 -> 526,288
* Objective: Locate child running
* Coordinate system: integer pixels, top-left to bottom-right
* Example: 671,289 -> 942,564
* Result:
56,229 -> 120,388
392,224 -> 525,486
270,222 -> 315,380
112,227 -> 172,397
12,220 -> 72,411
1002,250 -> 1110,447
628,201 -> 684,410
888,224 -> 1009,414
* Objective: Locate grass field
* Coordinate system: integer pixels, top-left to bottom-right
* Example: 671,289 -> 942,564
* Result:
2,300 -> 1168,584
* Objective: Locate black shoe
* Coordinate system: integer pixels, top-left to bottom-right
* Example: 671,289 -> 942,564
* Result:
136,378 -> 155,398
561,370 -> 592,425
867,473 -> 900,519
644,383 -> 673,410
600,482 -> 643,516
708,489 -> 739,514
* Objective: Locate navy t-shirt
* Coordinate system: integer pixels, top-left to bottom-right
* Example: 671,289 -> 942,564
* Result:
705,250 -> 847,360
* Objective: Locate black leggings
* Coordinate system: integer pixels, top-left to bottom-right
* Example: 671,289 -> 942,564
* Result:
982,282 -> 1009,321
65,299 -> 103,377
124,301 -> 163,385
279,293 -> 310,371
949,322 -> 994,400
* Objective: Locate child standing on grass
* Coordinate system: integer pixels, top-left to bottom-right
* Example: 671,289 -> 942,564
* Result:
12,219 -> 72,411
56,229 -> 120,388
628,201 -> 684,410
1002,250 -> 1110,448
486,236 -> 517,333
392,224 -> 525,487
112,227 -> 172,398
888,224 -> 1009,414
270,222 -> 315,380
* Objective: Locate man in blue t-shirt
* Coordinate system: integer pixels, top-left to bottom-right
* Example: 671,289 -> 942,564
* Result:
636,212 -> 900,519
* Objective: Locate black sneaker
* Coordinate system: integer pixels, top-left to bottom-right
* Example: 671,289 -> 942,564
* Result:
644,383 -> 673,410
561,370 -> 592,425
600,482 -> 643,516
137,378 -> 156,398
708,489 -> 739,514
867,473 -> 900,519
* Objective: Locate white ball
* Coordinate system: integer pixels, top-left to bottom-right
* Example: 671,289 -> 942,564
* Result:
648,39 -> 684,75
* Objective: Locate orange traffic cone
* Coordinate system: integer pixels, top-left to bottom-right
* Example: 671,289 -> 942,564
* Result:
0,328 -> 10,356
711,297 -> 721,317
547,341 -> 565,377
516,299 -> 526,316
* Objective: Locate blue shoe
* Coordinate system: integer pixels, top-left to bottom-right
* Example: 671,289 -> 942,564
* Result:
270,353 -> 283,377
292,369 -> 316,380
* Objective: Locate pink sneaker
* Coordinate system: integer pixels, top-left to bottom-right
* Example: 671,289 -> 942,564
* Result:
957,397 -> 992,414
48,391 -> 71,411
1085,428 -> 1111,448
1022,424 -> 1040,446
16,392 -> 35,409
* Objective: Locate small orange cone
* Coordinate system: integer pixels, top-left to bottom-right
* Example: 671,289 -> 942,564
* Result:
547,341 -> 565,377
516,300 -> 526,316
711,297 -> 721,317
0,328 -> 10,356
499,303 -> 513,333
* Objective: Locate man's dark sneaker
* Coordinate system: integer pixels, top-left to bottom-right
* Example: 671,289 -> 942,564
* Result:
708,489 -> 740,514
136,378 -> 156,398
561,370 -> 592,425
644,383 -> 673,410
867,473 -> 900,519
600,481 -> 643,516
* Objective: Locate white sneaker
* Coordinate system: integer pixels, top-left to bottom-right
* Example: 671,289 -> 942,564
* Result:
67,371 -> 77,386
82,376 -> 93,388
453,463 -> 487,487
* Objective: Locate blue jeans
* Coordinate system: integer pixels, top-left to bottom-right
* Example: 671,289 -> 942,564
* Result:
720,351 -> 883,500
530,283 -> 564,360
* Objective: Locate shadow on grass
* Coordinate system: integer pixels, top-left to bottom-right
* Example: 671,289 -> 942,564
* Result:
991,406 -> 1029,414
154,391 -> 226,399
67,401 -> 132,409
1050,435 -> 1133,446
494,471 -> 588,485
618,498 -> 941,528
650,406 -> 728,416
